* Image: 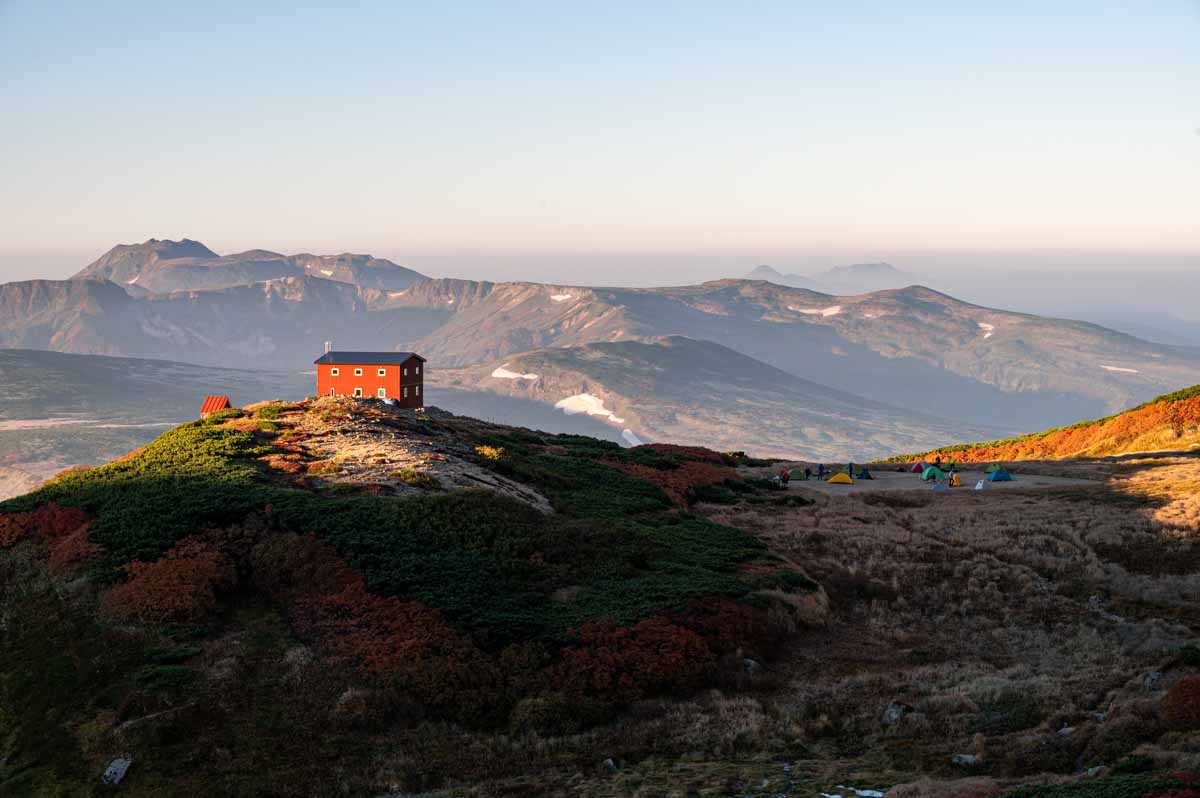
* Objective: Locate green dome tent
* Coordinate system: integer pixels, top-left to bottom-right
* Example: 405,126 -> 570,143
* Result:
921,466 -> 948,481
987,469 -> 1014,482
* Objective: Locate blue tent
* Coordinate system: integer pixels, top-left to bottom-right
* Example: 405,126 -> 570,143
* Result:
987,469 -> 1014,482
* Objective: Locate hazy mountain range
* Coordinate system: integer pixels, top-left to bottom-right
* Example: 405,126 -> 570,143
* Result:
746,262 -> 916,294
3,237 -> 1200,464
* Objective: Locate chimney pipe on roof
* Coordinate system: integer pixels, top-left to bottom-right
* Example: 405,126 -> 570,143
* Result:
324,341 -> 332,353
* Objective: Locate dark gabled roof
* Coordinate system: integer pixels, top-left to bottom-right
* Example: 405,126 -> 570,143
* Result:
200,395 -> 232,415
314,351 -> 426,365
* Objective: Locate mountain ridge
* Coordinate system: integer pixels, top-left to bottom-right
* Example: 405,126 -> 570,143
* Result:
72,238 -> 428,294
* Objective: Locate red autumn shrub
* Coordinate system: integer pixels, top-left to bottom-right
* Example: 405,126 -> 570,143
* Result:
250,533 -> 360,601
47,525 -> 104,576
1163,676 -> 1200,730
552,617 -> 715,703
607,459 -> 738,506
0,503 -> 90,548
251,533 -> 492,712
30,503 -> 91,539
100,537 -> 236,624
638,444 -> 725,464
0,512 -> 30,547
295,583 -> 485,702
671,597 -> 771,656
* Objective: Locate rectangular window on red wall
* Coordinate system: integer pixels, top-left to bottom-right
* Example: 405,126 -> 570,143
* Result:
377,368 -> 386,377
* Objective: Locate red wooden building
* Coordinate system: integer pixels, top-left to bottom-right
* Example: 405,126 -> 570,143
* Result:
314,351 -> 425,408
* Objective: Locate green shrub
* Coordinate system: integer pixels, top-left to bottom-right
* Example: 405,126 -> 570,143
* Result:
1110,754 -> 1155,775
0,416 -> 803,651
256,405 -> 287,420
390,468 -> 440,490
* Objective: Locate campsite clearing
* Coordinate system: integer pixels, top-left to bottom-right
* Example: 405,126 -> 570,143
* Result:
767,465 -> 1092,495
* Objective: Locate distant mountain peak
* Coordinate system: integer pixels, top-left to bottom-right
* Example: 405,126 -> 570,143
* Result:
823,262 -> 906,277
125,238 -> 218,261
747,264 -> 785,280
744,265 -> 821,291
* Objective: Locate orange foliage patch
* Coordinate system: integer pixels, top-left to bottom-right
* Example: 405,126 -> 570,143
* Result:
671,596 -> 772,656
638,443 -> 726,464
100,536 -> 236,624
1163,675 -> 1200,731
552,617 -> 714,702
923,395 -> 1200,463
47,525 -> 105,576
0,503 -> 91,548
258,453 -> 306,475
607,459 -> 738,506
251,534 -> 488,707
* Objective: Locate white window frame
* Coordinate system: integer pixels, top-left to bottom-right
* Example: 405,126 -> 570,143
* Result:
415,385 -> 420,396
329,387 -> 336,396
403,387 -> 408,399
416,365 -> 421,375
403,367 -> 408,376
353,387 -> 363,398
330,367 -> 339,376
377,387 -> 387,398
354,368 -> 363,377
377,368 -> 386,377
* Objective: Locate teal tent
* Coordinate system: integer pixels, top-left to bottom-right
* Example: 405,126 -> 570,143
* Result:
987,469 -> 1014,482
921,466 -> 948,481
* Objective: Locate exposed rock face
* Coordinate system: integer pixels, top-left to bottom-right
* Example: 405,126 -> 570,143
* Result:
293,397 -> 553,512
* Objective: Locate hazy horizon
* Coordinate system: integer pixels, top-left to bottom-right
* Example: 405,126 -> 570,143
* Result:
3,1 -> 1199,263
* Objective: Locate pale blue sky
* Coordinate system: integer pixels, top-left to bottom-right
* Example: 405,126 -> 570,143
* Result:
1,1 -> 1198,283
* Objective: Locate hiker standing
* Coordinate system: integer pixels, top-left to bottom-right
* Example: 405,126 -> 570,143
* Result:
780,468 -> 791,485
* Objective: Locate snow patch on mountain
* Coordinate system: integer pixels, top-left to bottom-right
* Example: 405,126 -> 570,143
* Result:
550,293 -> 574,302
789,305 -> 842,317
491,364 -> 539,380
554,393 -> 625,424
978,322 -> 995,339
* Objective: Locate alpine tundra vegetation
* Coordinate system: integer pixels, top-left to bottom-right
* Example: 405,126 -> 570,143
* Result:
3,389 -> 1200,796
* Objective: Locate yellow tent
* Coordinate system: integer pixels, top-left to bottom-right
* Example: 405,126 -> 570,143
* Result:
827,472 -> 854,485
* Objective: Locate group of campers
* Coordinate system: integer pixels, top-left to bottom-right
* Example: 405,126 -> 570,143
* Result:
769,455 -> 1015,490
771,460 -> 874,487
913,456 -> 1015,491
